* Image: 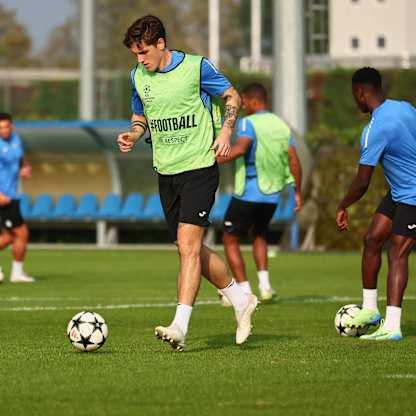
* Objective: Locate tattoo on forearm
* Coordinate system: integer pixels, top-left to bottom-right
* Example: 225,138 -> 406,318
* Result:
131,120 -> 147,132
224,104 -> 238,129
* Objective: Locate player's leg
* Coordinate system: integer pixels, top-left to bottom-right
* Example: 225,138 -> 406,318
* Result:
180,166 -> 257,345
361,203 -> 416,340
200,243 -> 251,310
155,173 -> 189,350
252,202 -> 277,301
222,233 -> 251,292
9,224 -> 34,282
2,200 -> 35,283
222,198 -> 254,295
200,243 -> 258,344
348,194 -> 393,328
0,230 -> 14,283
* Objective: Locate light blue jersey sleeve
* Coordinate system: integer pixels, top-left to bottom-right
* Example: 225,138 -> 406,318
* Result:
359,118 -> 389,166
237,118 -> 256,142
130,66 -> 144,115
200,58 -> 231,97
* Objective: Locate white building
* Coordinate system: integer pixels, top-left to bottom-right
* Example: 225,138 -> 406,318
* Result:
240,0 -> 416,72
329,0 -> 416,67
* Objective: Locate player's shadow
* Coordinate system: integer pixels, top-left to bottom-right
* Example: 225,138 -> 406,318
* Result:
187,333 -> 299,353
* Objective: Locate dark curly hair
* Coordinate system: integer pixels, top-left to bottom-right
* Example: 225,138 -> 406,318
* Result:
123,15 -> 166,48
352,67 -> 382,90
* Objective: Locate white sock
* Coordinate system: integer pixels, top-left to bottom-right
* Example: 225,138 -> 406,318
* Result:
11,261 -> 23,278
362,288 -> 378,311
383,306 -> 402,331
238,281 -> 252,294
171,304 -> 193,335
221,279 -> 249,313
258,270 -> 271,291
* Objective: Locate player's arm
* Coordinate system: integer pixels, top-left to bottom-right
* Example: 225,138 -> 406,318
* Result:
117,114 -> 148,153
216,137 -> 251,164
212,86 -> 241,157
336,164 -> 374,231
20,156 -> 31,179
288,145 -> 302,211
118,68 -> 148,153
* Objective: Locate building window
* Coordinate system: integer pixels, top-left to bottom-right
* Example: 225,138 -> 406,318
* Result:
351,37 -> 360,49
377,36 -> 386,48
304,0 -> 329,55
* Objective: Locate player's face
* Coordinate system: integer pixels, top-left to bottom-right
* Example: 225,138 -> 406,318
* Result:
242,95 -> 256,115
0,120 -> 12,139
352,85 -> 370,113
130,39 -> 166,72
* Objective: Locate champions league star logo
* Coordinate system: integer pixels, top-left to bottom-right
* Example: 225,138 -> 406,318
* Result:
144,84 -> 151,96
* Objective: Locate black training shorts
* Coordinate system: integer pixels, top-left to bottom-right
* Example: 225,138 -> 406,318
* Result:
0,199 -> 25,230
158,164 -> 219,241
376,191 -> 416,238
223,197 -> 277,237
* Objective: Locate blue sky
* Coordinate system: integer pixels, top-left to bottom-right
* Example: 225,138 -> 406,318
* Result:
1,0 -> 75,52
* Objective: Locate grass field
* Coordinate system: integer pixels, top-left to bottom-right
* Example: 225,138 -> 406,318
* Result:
0,249 -> 415,415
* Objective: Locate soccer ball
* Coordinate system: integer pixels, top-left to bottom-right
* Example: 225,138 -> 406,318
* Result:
67,311 -> 109,351
334,304 -> 369,337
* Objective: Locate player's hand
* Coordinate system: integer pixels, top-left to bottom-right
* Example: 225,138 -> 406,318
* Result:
0,192 -> 11,206
117,132 -> 137,153
20,164 -> 31,179
211,133 -> 231,157
336,207 -> 349,231
294,191 -> 302,212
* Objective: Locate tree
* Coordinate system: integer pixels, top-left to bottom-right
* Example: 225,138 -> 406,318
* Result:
0,4 -> 32,66
39,18 -> 79,68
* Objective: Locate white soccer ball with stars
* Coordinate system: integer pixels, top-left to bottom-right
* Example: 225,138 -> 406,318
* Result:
334,304 -> 370,337
67,311 -> 109,351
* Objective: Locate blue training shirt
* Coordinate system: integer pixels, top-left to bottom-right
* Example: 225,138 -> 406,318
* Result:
130,51 -> 231,114
359,99 -> 416,206
0,132 -> 24,199
234,111 -> 296,204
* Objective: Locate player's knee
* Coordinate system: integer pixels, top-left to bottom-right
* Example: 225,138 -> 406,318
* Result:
363,232 -> 384,252
222,231 -> 239,246
178,240 -> 201,259
14,225 -> 29,242
1,232 -> 14,246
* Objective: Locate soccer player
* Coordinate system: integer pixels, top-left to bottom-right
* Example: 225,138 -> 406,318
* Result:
0,112 -> 34,283
117,15 -> 257,350
336,67 -> 416,340
217,83 -> 302,303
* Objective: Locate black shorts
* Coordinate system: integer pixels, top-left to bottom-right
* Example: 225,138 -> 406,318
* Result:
223,197 -> 277,237
0,199 -> 25,230
376,192 -> 416,239
158,164 -> 219,241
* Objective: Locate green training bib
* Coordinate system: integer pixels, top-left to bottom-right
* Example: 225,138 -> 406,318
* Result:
134,53 -> 219,175
234,112 -> 294,196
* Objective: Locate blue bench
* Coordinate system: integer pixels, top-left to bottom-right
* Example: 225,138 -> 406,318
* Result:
119,193 -> 145,220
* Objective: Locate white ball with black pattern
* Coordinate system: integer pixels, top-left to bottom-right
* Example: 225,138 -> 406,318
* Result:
67,311 -> 109,351
334,304 -> 369,337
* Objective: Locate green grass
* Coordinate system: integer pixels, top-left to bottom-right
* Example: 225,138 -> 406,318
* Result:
0,250 -> 415,415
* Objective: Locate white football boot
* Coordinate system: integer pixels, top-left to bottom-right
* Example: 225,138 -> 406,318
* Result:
155,324 -> 186,351
10,273 -> 35,283
235,294 -> 258,344
259,287 -> 277,301
0,268 -> 4,283
218,289 -> 232,307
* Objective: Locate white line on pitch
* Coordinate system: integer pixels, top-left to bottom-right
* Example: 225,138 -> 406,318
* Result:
384,374 -> 416,379
1,295 -> 416,312
0,300 -> 220,312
